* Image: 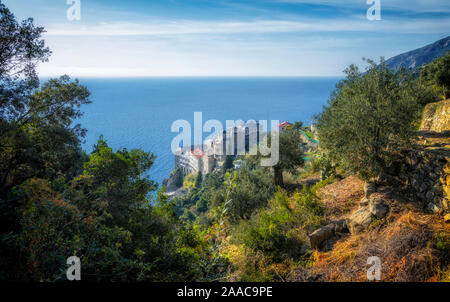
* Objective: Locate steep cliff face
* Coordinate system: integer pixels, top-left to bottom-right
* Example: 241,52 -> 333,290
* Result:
420,100 -> 450,133
162,168 -> 184,192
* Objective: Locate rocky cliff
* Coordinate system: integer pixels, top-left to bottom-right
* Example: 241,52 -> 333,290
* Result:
162,168 -> 184,193
420,100 -> 450,133
389,99 -> 450,213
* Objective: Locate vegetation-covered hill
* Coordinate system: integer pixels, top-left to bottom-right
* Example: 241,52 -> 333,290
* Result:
0,2 -> 449,282
385,36 -> 450,70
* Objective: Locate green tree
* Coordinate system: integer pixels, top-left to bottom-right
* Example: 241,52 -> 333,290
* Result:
0,3 -> 210,282
0,3 -> 50,110
228,167 -> 275,221
0,2 -> 90,196
245,129 -> 304,187
291,121 -> 303,131
421,52 -> 450,99
0,4 -> 90,279
194,172 -> 203,189
317,59 -> 423,181
272,130 -> 305,187
70,136 -> 156,226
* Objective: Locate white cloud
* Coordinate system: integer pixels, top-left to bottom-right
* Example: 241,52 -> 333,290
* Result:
276,0 -> 450,13
44,17 -> 450,37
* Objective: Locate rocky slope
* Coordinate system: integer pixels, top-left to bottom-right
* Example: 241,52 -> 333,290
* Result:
293,101 -> 450,281
420,99 -> 450,133
385,36 -> 450,70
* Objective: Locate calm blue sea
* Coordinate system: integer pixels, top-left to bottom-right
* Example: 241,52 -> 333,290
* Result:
76,77 -> 340,185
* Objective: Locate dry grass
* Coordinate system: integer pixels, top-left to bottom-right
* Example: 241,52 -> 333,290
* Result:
318,175 -> 365,220
306,211 -> 449,282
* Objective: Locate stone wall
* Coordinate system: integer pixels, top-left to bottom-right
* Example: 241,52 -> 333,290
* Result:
397,150 -> 449,213
420,100 -> 450,132
443,162 -> 450,210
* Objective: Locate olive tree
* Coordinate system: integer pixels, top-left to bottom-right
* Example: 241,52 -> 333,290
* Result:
316,59 -> 423,181
421,52 -> 450,99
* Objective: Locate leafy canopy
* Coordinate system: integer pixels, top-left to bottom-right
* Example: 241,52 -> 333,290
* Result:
317,59 -> 425,180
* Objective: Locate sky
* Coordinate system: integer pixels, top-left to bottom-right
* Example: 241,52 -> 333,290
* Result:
2,0 -> 450,77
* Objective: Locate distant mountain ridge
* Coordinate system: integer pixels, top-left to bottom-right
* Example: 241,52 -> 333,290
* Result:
385,36 -> 450,70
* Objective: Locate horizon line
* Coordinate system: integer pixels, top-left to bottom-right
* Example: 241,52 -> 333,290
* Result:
38,74 -> 344,79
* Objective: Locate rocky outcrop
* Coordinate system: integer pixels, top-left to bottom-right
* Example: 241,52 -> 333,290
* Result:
346,206 -> 373,234
162,168 -> 184,192
368,194 -> 389,218
387,99 -> 450,213
309,225 -> 334,249
346,193 -> 390,235
420,100 -> 450,133
364,182 -> 377,198
309,219 -> 348,249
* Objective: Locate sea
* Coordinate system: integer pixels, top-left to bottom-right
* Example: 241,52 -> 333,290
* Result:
75,77 -> 340,185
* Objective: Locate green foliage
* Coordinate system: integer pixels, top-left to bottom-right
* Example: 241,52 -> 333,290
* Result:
435,231 -> 449,251
182,173 -> 197,191
6,1 -> 449,283
259,129 -> 305,186
421,52 -> 450,99
316,153 -> 338,180
241,191 -> 303,261
195,172 -> 203,189
174,166 -> 275,224
0,4 -> 214,281
71,136 -> 156,226
235,184 -> 323,261
227,167 -> 275,221
317,59 -> 425,180
291,121 -> 303,131
222,155 -> 235,172
173,171 -> 225,221
0,4 -> 91,195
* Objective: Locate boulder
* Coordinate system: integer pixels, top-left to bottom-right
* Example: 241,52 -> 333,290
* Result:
308,219 -> 349,249
333,219 -> 348,234
369,198 -> 389,218
309,225 -> 334,249
359,197 -> 370,207
364,182 -> 377,198
347,206 -> 373,234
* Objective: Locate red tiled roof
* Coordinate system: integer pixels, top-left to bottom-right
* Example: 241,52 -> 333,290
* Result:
278,121 -> 292,128
191,148 -> 206,158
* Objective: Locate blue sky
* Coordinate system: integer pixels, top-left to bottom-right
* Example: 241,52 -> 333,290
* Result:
2,0 -> 449,77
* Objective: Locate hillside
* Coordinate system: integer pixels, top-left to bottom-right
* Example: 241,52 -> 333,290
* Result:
385,36 -> 450,70
287,99 -> 450,282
